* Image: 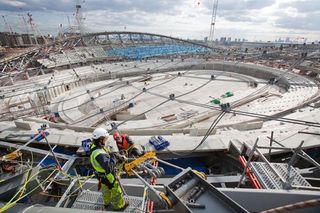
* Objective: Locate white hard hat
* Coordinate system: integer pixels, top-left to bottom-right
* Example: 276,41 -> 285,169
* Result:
92,128 -> 109,139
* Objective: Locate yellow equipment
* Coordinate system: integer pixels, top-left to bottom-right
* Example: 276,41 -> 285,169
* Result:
124,151 -> 156,176
0,151 -> 21,161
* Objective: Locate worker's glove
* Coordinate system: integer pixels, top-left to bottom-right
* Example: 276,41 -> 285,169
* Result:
106,173 -> 116,189
119,150 -> 126,156
118,155 -> 127,163
114,153 -> 127,163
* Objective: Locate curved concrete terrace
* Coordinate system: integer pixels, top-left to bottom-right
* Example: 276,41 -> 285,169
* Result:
1,58 -> 319,156
52,59 -> 319,133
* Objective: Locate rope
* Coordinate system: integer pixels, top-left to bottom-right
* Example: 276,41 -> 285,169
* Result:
260,199 -> 320,213
167,111 -> 226,157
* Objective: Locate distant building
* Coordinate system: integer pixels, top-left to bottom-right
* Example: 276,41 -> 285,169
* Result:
277,37 -> 283,43
0,32 -> 51,48
220,37 -> 226,44
285,37 -> 290,43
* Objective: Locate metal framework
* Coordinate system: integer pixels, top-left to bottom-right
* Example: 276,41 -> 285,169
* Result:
238,138 -> 320,191
0,31 -> 219,75
208,0 -> 218,44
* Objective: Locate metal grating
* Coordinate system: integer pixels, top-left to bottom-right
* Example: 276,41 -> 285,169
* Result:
72,190 -> 144,212
250,162 -> 311,189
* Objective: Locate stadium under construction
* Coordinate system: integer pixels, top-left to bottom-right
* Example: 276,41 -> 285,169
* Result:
0,3 -> 320,213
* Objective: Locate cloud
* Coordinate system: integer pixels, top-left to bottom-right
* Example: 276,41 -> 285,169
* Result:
200,0 -> 275,23
1,0 -> 26,7
0,0 -> 184,14
279,0 -> 320,13
0,0 -> 319,41
275,12 -> 320,31
201,0 -> 275,11
273,0 -> 320,31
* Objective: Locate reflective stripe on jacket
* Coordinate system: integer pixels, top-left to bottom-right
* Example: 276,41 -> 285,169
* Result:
90,144 -> 115,183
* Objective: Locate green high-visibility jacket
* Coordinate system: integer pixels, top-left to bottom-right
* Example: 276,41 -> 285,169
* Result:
90,144 -> 116,184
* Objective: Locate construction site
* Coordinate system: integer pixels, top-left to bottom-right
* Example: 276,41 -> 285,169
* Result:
0,1 -> 320,213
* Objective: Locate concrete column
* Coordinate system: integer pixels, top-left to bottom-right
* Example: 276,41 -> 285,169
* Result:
58,86 -> 62,95
50,89 -> 54,101
53,87 -> 58,97
46,90 -> 51,101
49,88 -> 55,98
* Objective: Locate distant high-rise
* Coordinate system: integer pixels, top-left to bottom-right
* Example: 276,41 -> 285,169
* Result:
285,37 -> 290,43
220,37 -> 226,43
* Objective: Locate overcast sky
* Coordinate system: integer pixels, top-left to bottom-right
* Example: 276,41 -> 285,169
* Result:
0,0 -> 319,42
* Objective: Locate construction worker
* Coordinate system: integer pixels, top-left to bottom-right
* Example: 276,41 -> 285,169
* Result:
90,128 -> 128,211
113,132 -> 142,158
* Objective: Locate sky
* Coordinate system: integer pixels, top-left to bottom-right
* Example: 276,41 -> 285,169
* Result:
0,0 -> 319,42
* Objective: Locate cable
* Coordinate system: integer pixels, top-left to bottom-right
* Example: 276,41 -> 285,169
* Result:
259,198 -> 320,213
0,59 -> 189,118
129,79 -> 320,130
71,91 -> 144,125
33,60 -> 203,125
114,65 -> 209,128
0,168 -> 58,212
166,111 -> 226,157
2,57 -> 319,131
0,56 -> 180,99
0,82 -> 136,120
176,98 -> 320,128
116,99 -> 170,128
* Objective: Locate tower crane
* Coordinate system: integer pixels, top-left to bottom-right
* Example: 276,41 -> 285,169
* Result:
208,0 -> 218,46
1,15 -> 13,33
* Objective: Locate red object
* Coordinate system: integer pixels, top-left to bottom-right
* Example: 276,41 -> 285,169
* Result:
114,133 -> 130,150
43,115 -> 58,123
147,161 -> 158,213
113,132 -> 121,140
98,180 -> 102,191
55,164 -> 62,171
239,155 -> 262,189
2,163 -> 15,173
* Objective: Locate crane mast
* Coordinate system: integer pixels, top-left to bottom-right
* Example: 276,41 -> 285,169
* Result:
1,15 -> 13,33
208,0 -> 218,46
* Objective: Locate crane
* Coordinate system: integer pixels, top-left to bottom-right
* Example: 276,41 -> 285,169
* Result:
74,0 -> 86,34
208,0 -> 218,46
27,12 -> 48,45
1,15 -> 13,33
